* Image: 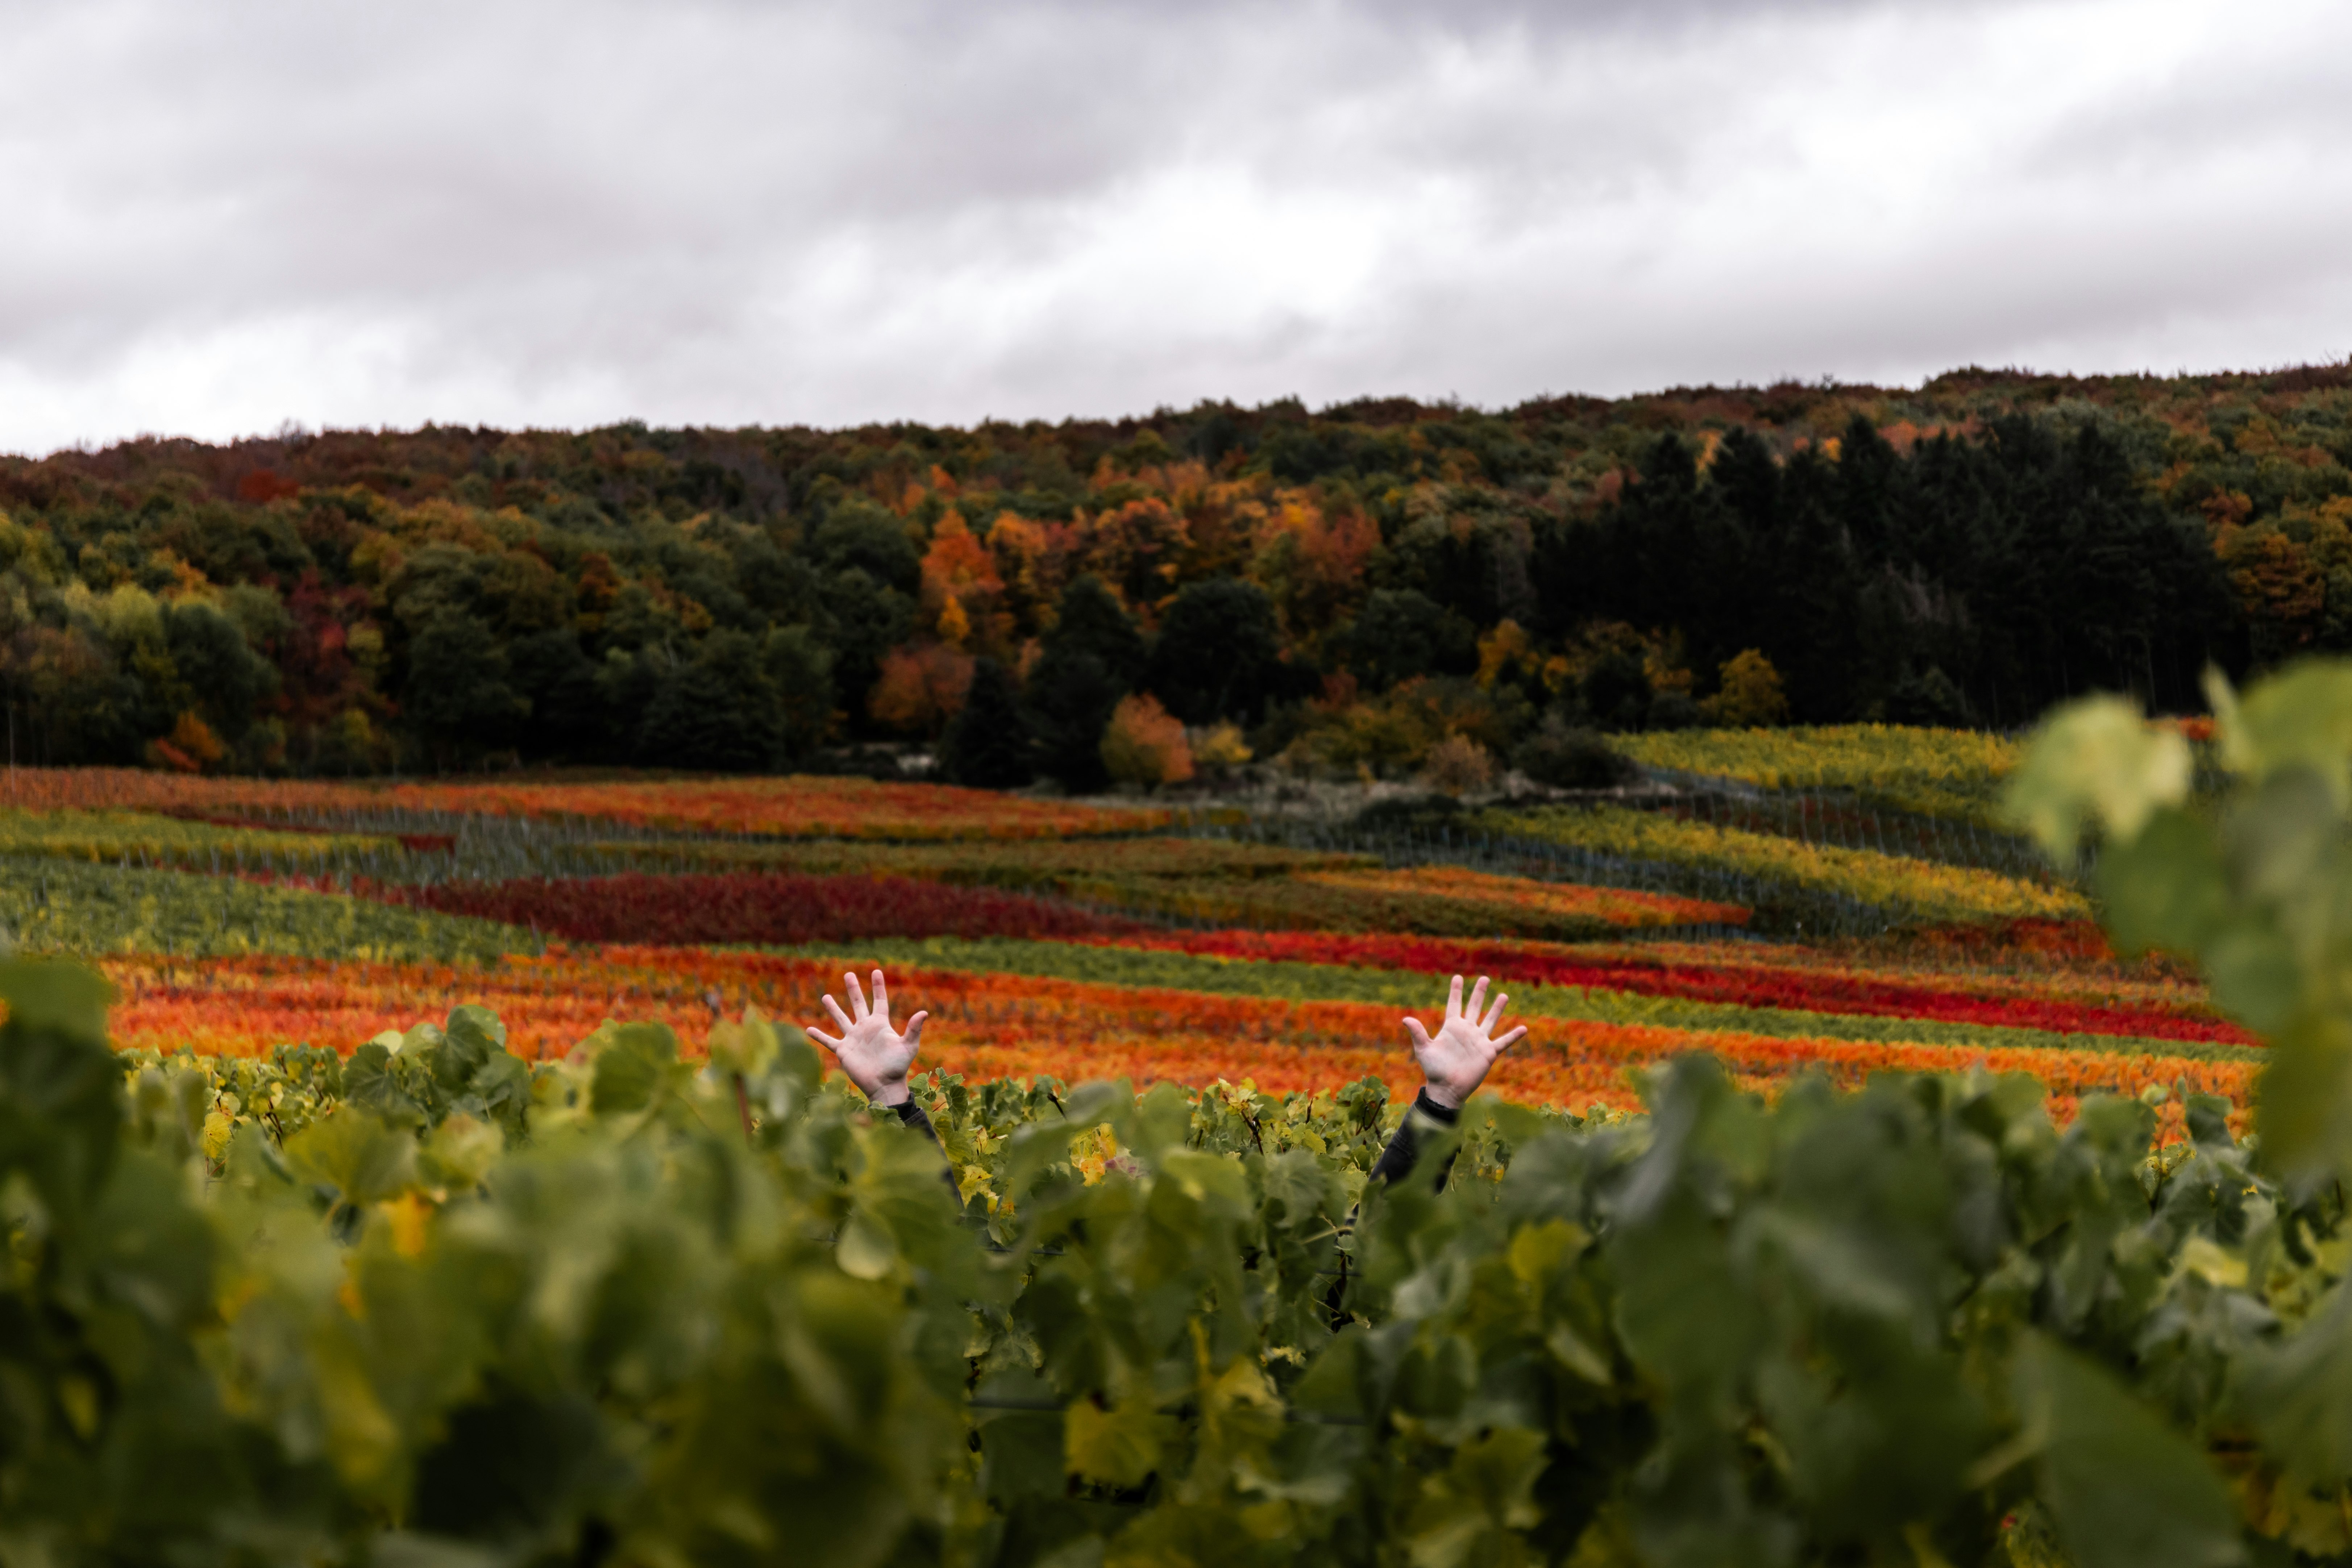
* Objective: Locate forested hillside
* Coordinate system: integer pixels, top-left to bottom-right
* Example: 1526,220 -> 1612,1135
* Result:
2,363 -> 2347,777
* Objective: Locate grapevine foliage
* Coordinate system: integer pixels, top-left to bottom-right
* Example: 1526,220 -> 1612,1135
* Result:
2008,661 -> 2352,1184
0,986 -> 2332,1565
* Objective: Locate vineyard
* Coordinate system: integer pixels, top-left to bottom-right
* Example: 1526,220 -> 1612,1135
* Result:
11,685 -> 2352,1563
0,733 -> 2234,1117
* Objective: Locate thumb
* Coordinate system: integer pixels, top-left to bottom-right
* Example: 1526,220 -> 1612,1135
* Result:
903,1011 -> 928,1052
1402,1016 -> 1433,1051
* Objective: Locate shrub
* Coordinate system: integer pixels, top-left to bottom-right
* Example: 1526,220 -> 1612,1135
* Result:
1278,677 -> 1507,779
1885,664 -> 1972,727
1417,734 -> 1495,796
1646,691 -> 1703,730
1100,693 -> 1193,787
1579,649 -> 1651,729
145,712 -> 224,774
1510,714 -> 1634,789
1191,722 -> 1253,779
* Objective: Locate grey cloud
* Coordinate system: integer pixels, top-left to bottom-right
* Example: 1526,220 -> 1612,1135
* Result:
0,0 -> 2346,452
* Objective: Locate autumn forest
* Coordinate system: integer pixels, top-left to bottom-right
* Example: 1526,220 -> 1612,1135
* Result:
1,362 -> 2346,783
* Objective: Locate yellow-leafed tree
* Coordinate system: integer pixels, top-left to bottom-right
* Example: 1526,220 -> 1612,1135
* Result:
1701,649 -> 1790,728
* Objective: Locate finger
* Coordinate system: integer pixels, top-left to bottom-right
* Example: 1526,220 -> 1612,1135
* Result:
904,1011 -> 927,1051
1403,1016 -> 1434,1051
822,995 -> 853,1034
872,969 -> 891,1024
1480,990 -> 1508,1033
1446,974 -> 1464,1022
1467,976 -> 1490,1023
845,971 -> 869,1020
1492,1025 -> 1527,1054
805,1026 -> 843,1052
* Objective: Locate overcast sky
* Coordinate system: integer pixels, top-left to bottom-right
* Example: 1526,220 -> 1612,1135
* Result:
1,0 -> 2347,456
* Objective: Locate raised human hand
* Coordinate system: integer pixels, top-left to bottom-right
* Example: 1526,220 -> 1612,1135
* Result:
805,968 -> 927,1107
1402,974 -> 1526,1111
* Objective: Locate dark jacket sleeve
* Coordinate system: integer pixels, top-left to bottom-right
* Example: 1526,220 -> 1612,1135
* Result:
1367,1089 -> 1462,1190
889,1099 -> 940,1143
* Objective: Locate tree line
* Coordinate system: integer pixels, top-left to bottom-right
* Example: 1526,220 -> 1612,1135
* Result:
0,362 -> 2343,780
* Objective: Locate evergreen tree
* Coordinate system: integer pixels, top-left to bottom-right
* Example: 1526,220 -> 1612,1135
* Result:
1025,577 -> 1146,791
941,658 -> 1033,789
1027,649 -> 1121,792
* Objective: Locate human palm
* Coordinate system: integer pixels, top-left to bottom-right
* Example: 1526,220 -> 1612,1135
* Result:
805,969 -> 927,1107
1403,975 -> 1526,1110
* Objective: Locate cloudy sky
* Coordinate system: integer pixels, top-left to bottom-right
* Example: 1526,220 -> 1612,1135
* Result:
1,0 -> 2347,455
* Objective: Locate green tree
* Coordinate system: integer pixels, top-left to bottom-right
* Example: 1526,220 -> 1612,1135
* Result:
401,611 -> 527,755
507,628 -> 607,759
1144,577 -> 1290,726
1045,574 -> 1145,685
1884,664 -> 1972,727
822,567 -> 914,735
1334,588 -> 1475,693
811,498 -> 922,592
636,630 -> 783,772
165,601 -> 276,741
763,624 -> 838,761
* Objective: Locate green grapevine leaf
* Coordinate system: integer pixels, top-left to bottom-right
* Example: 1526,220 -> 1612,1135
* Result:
2211,661 -> 2352,807
2095,807 -> 2230,956
2018,1334 -> 2243,1568
286,1110 -> 419,1207
2003,693 -> 2191,858
1065,1395 -> 1173,1489
0,956 -> 112,1045
589,1022 -> 677,1115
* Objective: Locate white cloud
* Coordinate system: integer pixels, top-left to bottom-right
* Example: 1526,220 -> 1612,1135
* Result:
0,0 -> 2345,454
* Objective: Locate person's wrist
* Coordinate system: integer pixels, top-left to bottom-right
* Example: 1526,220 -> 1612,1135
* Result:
867,1079 -> 910,1108
1422,1083 -> 1464,1112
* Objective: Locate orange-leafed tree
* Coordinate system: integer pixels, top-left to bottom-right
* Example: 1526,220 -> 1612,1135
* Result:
985,510 -> 1060,638
919,511 -> 1006,653
868,644 -> 975,737
2218,528 -> 2324,661
1247,491 -> 1378,639
1100,693 -> 1193,787
1078,497 -> 1189,611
